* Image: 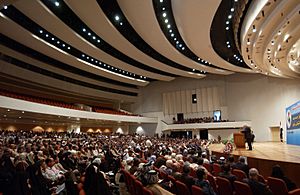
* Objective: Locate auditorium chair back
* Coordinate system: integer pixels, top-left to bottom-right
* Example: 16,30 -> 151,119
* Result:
207,173 -> 217,192
213,163 -> 222,176
175,181 -> 191,195
233,181 -> 252,195
191,185 -> 204,195
216,176 -> 233,195
267,177 -> 288,195
288,189 -> 300,195
232,169 -> 247,181
135,180 -> 144,195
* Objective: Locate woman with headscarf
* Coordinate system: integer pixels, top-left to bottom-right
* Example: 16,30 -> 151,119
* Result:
271,165 -> 296,191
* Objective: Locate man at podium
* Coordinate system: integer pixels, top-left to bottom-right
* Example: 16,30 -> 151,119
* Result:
241,126 -> 252,150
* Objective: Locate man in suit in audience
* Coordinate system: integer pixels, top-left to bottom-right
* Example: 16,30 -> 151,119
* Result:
219,163 -> 237,187
180,164 -> 195,192
243,168 -> 272,195
232,156 -> 249,176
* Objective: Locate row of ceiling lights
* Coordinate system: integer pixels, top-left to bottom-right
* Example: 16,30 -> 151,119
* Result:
157,0 -> 215,73
38,27 -> 146,80
224,0 -> 246,65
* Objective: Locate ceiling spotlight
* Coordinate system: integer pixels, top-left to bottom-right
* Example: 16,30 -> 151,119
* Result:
171,33 -> 174,37
176,41 -> 179,44
252,29 -> 256,32
233,54 -> 236,57
82,28 -> 86,32
277,31 -> 281,35
62,44 -> 65,47
97,39 -> 100,43
51,37 -> 54,41
120,22 -> 123,25
226,26 -> 229,30
92,36 -> 96,40
39,30 -> 43,33
45,34 -> 49,37
174,38 -> 177,41
4,6 -> 8,9
67,46 -> 70,50
226,21 -> 229,25
234,0 -> 238,2
198,58 -> 201,61
271,41 -> 275,45
82,54 -> 85,57
227,45 -> 231,48
192,69 -> 195,71
162,7 -> 165,10
7,109 -> 10,112
226,41 -> 229,44
163,13 -> 167,17
54,1 -> 59,7
19,116 -> 22,119
179,44 -> 182,47
182,47 -> 185,50
115,15 -> 120,21
231,8 -> 234,12
164,19 -> 169,23
160,0 -> 163,2
167,24 -> 171,28
57,41 -> 60,44
88,32 -> 91,36
169,30 -> 172,33
22,111 -> 24,113
228,15 -> 232,19
247,41 -> 251,45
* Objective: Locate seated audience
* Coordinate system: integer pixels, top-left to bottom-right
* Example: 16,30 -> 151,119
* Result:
243,168 -> 272,195
195,168 -> 216,195
179,164 -> 195,192
271,165 -> 296,191
232,156 -> 249,176
145,170 -> 174,195
219,163 -> 236,186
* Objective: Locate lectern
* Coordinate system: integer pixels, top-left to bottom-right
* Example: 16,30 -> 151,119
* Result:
234,132 -> 245,148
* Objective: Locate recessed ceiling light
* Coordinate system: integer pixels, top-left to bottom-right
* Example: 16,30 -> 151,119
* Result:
160,0 -> 163,2
227,45 -> 231,48
226,21 -> 229,25
231,8 -> 234,12
39,30 -> 43,33
167,24 -> 171,28
45,34 -> 49,37
182,47 -> 185,50
92,36 -> 96,40
19,116 -> 22,119
67,46 -> 70,50
176,41 -> 179,44
226,26 -> 229,30
57,41 -> 60,44
247,41 -> 251,45
120,22 -> 123,25
4,6 -> 8,9
228,15 -> 232,19
22,111 -> 24,113
174,38 -> 177,41
88,32 -> 91,36
97,39 -> 101,43
252,29 -> 256,32
54,1 -> 60,7
115,15 -> 120,21
7,109 -> 10,112
179,44 -> 182,47
171,33 -> 174,37
278,31 -> 281,35
198,58 -> 200,61
162,7 -> 165,10
192,69 -> 195,71
226,41 -> 229,44
82,28 -> 86,32
62,44 -> 65,47
164,19 -> 168,23
51,37 -> 54,41
163,13 -> 167,17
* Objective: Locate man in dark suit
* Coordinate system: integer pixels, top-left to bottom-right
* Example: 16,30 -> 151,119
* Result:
232,156 -> 249,176
180,164 -> 195,192
243,168 -> 272,195
242,126 -> 252,150
219,163 -> 237,187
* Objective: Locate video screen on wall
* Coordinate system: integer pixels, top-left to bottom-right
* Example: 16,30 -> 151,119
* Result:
213,110 -> 221,121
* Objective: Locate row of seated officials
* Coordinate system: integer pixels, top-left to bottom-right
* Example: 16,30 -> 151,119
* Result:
173,117 -> 229,124
0,90 -> 137,116
123,155 -> 299,195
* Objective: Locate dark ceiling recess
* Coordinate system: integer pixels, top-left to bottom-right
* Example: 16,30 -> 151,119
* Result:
210,0 -> 252,69
40,0 -> 176,79
98,0 -> 203,74
152,0 -> 228,72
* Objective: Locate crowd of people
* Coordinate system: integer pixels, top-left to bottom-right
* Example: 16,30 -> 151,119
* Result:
0,130 -> 297,195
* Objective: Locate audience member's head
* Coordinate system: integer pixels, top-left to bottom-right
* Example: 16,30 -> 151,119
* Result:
238,156 -> 245,163
183,164 -> 191,174
196,168 -> 207,181
221,163 -> 231,173
249,168 -> 259,180
271,164 -> 284,178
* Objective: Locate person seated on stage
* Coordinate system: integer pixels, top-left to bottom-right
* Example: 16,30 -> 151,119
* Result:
219,163 -> 236,187
271,165 -> 296,191
195,168 -> 216,195
243,168 -> 272,195
232,156 -> 249,176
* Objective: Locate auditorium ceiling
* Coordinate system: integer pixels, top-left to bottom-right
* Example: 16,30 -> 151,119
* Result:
0,0 -> 299,104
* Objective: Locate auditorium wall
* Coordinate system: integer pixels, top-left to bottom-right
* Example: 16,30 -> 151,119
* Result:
132,73 -> 300,141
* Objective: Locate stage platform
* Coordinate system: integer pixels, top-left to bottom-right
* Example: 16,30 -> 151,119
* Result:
209,142 -> 300,187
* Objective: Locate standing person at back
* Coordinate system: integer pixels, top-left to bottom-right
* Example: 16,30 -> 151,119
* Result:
280,122 -> 283,142
242,126 -> 252,150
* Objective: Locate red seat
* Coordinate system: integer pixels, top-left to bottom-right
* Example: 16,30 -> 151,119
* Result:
207,173 -> 217,192
175,181 -> 191,195
289,189 -> 300,195
267,177 -> 288,195
134,180 -> 144,195
232,169 -> 247,181
213,163 -> 222,176
233,181 -> 253,195
203,163 -> 212,173
191,185 -> 203,195
258,174 -> 266,184
216,176 -> 233,195
142,187 -> 153,195
190,168 -> 197,178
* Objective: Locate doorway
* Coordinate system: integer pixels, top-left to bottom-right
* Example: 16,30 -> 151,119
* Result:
270,127 -> 280,142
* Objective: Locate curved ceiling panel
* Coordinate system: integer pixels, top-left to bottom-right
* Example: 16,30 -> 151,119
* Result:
0,14 -> 148,87
240,0 -> 300,78
171,0 -> 254,73
65,0 -> 205,79
117,0 -> 230,76
13,0 -> 172,82
0,44 -> 139,93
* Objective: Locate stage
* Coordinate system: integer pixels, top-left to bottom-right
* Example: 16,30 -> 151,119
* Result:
209,142 -> 300,187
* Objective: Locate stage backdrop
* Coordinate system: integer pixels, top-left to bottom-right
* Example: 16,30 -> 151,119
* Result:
286,100 -> 300,146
